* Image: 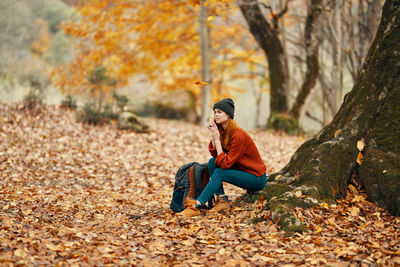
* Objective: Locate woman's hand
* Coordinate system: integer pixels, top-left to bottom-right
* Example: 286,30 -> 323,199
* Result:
208,118 -> 223,155
207,118 -> 220,141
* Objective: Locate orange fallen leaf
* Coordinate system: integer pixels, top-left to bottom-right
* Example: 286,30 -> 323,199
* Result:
348,184 -> 358,194
14,249 -> 26,257
314,226 -> 322,233
356,151 -> 363,165
350,206 -> 360,216
334,129 -> 342,138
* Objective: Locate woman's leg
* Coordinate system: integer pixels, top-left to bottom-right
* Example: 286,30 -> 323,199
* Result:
208,158 -> 217,176
197,168 -> 266,205
208,158 -> 225,196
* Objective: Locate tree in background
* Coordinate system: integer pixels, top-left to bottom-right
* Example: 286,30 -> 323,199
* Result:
52,0 -> 262,122
289,0 -> 322,121
199,0 -> 212,125
239,0 -> 384,132
239,0 -> 290,118
343,0 -> 383,83
239,0 -> 329,131
317,0 -> 384,125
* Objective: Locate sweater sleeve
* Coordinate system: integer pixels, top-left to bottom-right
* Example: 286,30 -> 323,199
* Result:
215,132 -> 247,169
208,140 -> 218,158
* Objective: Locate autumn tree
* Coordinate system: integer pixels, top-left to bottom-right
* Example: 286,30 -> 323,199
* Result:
52,0 -> 260,120
259,0 -> 400,232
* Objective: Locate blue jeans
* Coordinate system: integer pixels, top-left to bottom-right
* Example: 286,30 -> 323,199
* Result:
197,158 -> 267,205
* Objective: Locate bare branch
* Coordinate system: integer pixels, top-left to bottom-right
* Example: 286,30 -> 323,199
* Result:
305,111 -> 324,126
276,0 -> 292,20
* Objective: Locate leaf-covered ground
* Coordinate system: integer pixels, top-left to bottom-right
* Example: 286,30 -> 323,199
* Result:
1,104 -> 399,266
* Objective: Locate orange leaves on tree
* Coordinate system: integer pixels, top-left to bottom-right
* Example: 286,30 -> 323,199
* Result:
31,18 -> 52,56
52,0 -> 260,107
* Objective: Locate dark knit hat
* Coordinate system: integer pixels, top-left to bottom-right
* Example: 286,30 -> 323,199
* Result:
213,98 -> 235,119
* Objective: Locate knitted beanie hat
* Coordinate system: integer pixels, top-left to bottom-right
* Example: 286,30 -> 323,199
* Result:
213,98 -> 235,119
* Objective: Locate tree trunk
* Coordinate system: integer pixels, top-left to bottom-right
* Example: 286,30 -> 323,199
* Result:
239,0 -> 289,114
261,0 -> 400,233
199,0 -> 212,126
289,0 -> 322,121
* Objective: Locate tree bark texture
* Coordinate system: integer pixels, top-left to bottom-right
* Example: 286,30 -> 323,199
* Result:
289,0 -> 322,120
239,0 -> 289,114
262,0 -> 400,232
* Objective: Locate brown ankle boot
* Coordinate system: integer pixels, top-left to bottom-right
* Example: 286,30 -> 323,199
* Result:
177,206 -> 201,217
207,196 -> 229,213
183,197 -> 197,208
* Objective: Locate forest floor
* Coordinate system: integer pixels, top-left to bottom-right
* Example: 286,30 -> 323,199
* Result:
1,103 -> 399,266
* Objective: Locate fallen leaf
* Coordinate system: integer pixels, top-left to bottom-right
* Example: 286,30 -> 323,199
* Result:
357,138 -> 365,151
348,184 -> 358,194
350,206 -> 360,216
334,129 -> 342,138
314,226 -> 322,233
14,249 -> 26,257
356,152 -> 364,165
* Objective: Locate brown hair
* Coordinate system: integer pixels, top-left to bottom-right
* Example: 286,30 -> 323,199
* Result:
217,118 -> 238,151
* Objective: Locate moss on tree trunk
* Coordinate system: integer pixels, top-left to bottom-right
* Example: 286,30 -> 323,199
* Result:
263,0 -> 400,233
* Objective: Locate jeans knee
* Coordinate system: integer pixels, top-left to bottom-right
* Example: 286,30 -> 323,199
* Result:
212,168 -> 224,177
208,157 -> 216,166
208,158 -> 217,173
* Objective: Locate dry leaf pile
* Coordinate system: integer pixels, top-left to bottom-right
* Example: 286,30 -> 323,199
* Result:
0,104 -> 399,266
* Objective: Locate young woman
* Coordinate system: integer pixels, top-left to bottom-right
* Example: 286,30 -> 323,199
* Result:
178,98 -> 267,217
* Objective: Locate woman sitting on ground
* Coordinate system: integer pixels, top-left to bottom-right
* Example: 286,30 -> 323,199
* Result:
178,98 -> 267,216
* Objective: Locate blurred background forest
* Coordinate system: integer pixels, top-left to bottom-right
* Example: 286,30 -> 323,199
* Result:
0,0 -> 383,133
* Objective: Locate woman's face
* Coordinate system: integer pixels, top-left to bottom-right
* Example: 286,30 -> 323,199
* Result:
214,108 -> 229,124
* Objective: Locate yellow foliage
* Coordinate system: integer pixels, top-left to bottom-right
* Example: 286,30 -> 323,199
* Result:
52,0 -> 262,105
31,18 -> 51,56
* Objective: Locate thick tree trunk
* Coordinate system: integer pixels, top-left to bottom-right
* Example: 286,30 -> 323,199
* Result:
289,0 -> 322,120
261,0 -> 400,233
239,0 -> 289,114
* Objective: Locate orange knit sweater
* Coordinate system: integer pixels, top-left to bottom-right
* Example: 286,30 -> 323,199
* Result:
209,128 -> 266,177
